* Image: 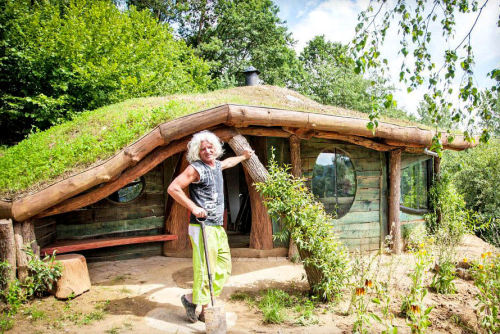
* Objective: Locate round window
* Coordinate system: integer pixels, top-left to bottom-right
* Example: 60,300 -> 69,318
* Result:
107,177 -> 145,204
311,149 -> 356,218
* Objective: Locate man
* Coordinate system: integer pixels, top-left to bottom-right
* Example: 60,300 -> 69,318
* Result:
167,130 -> 253,322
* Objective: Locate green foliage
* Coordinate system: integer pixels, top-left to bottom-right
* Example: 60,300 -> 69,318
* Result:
430,260 -> 456,294
23,245 -> 62,299
442,141 -> 500,246
352,1 -> 498,145
403,223 -> 428,252
471,253 -> 500,334
128,0 -> 301,87
0,0 -> 211,144
296,35 -> 401,118
255,153 -> 350,301
258,289 -> 291,324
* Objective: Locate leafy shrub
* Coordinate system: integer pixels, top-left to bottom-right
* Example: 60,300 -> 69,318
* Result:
471,253 -> 499,334
258,289 -> 292,324
430,260 -> 457,294
403,223 -> 428,251
23,245 -> 62,298
255,154 -> 350,301
0,0 -> 211,144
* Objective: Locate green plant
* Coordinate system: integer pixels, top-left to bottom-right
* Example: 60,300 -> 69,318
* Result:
258,289 -> 290,324
0,279 -> 25,334
471,252 -> 499,334
430,260 -> 456,294
23,245 -> 62,298
401,244 -> 434,333
0,261 -> 10,291
255,153 -> 350,301
403,224 -> 428,251
22,305 -> 46,321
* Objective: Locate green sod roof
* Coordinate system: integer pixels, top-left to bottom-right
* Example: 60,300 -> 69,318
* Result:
0,85 -> 425,200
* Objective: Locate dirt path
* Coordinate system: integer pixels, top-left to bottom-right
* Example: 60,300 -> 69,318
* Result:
7,234 -> 497,334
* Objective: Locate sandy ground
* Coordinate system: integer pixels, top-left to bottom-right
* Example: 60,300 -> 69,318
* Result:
6,234 -> 498,334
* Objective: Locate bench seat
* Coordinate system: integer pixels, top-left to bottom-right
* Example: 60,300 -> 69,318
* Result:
41,234 -> 177,256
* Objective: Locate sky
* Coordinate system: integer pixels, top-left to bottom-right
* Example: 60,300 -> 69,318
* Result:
274,0 -> 500,117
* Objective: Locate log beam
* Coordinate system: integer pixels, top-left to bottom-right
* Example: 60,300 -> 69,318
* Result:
315,131 -> 397,151
0,219 -> 16,284
388,149 -> 403,254
228,134 -> 272,250
288,135 -> 301,259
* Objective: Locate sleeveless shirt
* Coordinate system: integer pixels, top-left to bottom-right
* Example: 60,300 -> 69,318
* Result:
189,160 -> 224,226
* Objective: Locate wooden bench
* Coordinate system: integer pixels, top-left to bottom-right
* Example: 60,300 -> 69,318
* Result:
41,234 -> 177,256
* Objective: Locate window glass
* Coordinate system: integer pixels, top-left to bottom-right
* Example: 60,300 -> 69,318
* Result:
401,161 -> 428,209
107,177 -> 145,203
311,149 -> 356,218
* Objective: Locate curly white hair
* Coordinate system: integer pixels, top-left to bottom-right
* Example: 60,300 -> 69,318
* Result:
186,130 -> 224,163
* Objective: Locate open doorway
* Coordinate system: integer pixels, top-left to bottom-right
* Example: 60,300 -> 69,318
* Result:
221,148 -> 252,248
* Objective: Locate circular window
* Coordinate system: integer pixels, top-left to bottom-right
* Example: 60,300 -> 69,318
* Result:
107,177 -> 145,204
311,149 -> 356,218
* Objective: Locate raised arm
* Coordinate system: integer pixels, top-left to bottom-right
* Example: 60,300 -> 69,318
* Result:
167,165 -> 206,218
220,149 -> 253,170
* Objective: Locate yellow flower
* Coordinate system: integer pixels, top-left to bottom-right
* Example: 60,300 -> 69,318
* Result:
365,279 -> 373,288
463,258 -> 468,263
487,252 -> 492,257
410,304 -> 421,314
478,264 -> 484,270
419,243 -> 425,249
481,253 -> 486,259
355,287 -> 366,296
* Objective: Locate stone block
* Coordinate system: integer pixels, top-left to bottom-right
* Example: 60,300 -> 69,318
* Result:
53,254 -> 91,299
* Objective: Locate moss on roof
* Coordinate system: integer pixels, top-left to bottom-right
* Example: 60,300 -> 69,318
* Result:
0,85 -> 425,200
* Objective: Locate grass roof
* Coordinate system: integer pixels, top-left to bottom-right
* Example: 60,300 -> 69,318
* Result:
0,85 -> 426,200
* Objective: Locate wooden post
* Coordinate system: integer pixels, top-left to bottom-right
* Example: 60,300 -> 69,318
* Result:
288,135 -> 301,259
13,222 -> 28,282
433,156 -> 442,227
228,134 -> 273,250
0,219 -> 16,284
163,153 -> 192,254
388,149 -> 402,254
22,219 -> 39,257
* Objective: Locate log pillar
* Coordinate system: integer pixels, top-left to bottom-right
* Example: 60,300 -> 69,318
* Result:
288,135 -> 301,259
388,149 -> 402,254
22,219 -> 39,257
13,222 -> 28,282
228,134 -> 272,250
0,219 -> 16,284
163,153 -> 191,254
433,156 -> 442,228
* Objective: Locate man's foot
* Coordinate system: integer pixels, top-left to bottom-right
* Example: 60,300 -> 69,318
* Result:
198,312 -> 205,323
181,295 -> 197,323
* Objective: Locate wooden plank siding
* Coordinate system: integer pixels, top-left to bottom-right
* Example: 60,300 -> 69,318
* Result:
301,138 -> 384,251
53,163 -> 166,262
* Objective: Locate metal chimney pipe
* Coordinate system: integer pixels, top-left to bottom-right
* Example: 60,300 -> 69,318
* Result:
243,66 -> 260,86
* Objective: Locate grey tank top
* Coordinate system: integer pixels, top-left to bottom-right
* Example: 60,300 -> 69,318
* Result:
189,160 -> 224,226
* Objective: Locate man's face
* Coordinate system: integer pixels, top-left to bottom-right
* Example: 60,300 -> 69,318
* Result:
199,140 -> 215,165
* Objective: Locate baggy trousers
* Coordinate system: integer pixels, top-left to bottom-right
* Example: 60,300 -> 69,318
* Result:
188,224 -> 231,305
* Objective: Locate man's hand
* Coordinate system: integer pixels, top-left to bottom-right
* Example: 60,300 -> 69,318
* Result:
192,206 -> 207,218
242,149 -> 254,160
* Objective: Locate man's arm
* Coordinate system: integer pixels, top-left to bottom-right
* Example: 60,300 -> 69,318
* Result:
221,149 -> 253,170
167,165 -> 207,218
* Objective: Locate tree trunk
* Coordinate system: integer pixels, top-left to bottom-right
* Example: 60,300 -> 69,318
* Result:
0,219 -> 16,284
163,153 -> 192,254
13,222 -> 28,282
227,134 -> 269,183
288,135 -> 301,260
389,149 -> 402,254
22,219 -> 39,257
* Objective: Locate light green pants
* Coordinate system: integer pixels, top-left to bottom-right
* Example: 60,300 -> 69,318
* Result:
188,224 -> 231,305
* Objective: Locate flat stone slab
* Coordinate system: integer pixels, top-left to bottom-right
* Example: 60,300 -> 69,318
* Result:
53,253 -> 91,299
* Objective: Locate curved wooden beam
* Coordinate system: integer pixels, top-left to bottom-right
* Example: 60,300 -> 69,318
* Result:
0,201 -> 12,220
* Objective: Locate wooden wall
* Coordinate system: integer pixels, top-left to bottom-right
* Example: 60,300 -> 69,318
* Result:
53,163 -> 168,262
301,138 -> 387,251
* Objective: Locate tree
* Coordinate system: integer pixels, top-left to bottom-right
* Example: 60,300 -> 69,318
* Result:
0,0 -> 211,145
296,35 -> 402,117
351,0 -> 499,148
126,0 -> 302,87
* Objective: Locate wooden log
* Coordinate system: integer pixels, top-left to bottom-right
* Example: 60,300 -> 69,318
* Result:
163,153 -> 191,253
433,156 -> 442,228
314,131 -> 396,151
22,219 -> 39,257
288,135 -> 301,259
0,201 -> 12,220
237,127 -> 291,138
388,149 -> 402,254
0,219 -> 16,284
51,254 -> 91,299
13,222 -> 28,282
243,169 -> 273,250
227,134 -> 269,183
